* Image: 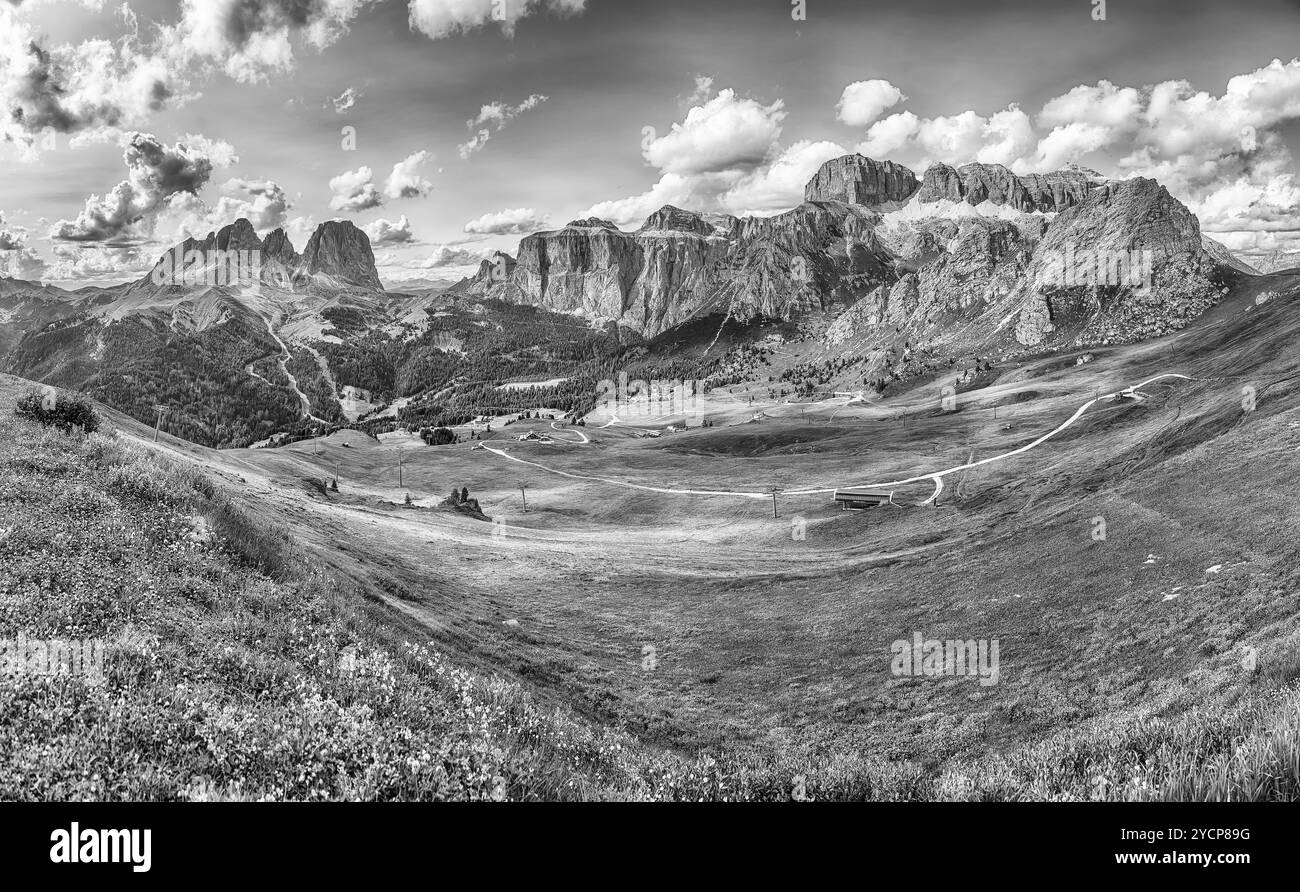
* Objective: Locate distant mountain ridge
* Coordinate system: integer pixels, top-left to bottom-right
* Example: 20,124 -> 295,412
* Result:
0,152 -> 1280,451
455,153 -> 1244,354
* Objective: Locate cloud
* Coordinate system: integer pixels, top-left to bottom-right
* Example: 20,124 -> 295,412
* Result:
0,244 -> 46,280
643,88 -> 784,176
683,75 -> 713,107
582,85 -> 798,225
331,86 -> 360,113
0,210 -> 43,278
457,93 -> 547,158
50,131 -> 236,242
0,0 -> 592,154
836,59 -> 1300,272
363,214 -> 415,245
169,0 -> 382,85
720,139 -> 850,215
329,151 -> 433,212
405,243 -> 488,268
383,150 -> 434,200
209,178 -> 292,230
463,207 -> 549,235
328,165 -> 382,212
857,108 -> 1037,169
0,212 -> 27,251
1,0 -> 374,149
836,80 -> 905,128
0,7 -> 180,152
408,0 -> 587,40
45,242 -> 150,284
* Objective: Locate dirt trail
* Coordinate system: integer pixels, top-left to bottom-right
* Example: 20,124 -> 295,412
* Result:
259,312 -> 329,424
483,373 -> 1196,502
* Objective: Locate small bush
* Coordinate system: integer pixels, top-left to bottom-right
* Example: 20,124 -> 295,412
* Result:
15,387 -> 100,434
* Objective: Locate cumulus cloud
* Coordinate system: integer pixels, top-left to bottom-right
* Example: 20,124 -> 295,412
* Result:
644,89 -> 784,176
408,0 -> 587,40
463,207 -> 549,235
0,7 -> 180,153
1,1 -> 588,155
458,93 -> 547,159
383,150 -> 434,200
168,0 -> 382,85
50,131 -> 236,242
583,85 -> 806,225
328,165 -> 383,212
836,79 -> 905,127
208,178 -> 292,230
838,59 -> 1300,266
856,107 -> 1037,169
45,242 -> 150,284
406,243 -> 488,268
0,210 -> 44,278
329,151 -> 433,212
363,214 -> 415,245
0,244 -> 47,280
0,0 -> 377,150
0,212 -> 27,251
721,139 -> 849,215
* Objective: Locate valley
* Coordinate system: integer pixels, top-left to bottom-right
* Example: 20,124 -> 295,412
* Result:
30,259 -> 1294,784
3,149 -> 1299,800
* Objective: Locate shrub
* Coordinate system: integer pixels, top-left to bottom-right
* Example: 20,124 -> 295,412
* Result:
421,427 -> 455,446
15,387 -> 100,434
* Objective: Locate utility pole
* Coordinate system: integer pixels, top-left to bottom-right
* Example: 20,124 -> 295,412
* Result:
152,404 -> 168,443
520,484 -> 528,512
770,487 -> 780,519
397,446 -> 404,489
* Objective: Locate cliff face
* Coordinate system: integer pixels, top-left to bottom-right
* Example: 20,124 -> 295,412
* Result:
492,202 -> 892,334
916,163 -> 1097,213
476,154 -> 1234,356
300,220 -> 382,290
804,155 -> 919,206
1014,177 -> 1223,345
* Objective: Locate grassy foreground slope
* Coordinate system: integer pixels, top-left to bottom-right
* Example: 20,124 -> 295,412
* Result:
0,373 -> 1297,800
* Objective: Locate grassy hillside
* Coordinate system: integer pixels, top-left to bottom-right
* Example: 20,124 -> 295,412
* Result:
2,370 -> 1298,800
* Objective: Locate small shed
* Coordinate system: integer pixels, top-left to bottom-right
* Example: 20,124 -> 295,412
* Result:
833,488 -> 893,510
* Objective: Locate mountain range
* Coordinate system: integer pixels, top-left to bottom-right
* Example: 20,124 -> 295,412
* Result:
0,153 -> 1272,447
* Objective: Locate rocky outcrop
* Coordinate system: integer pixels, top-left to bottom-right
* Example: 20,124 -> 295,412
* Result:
449,252 -> 517,295
1015,177 -> 1223,346
488,203 -> 890,335
211,218 -> 263,253
804,155 -> 919,206
916,163 -> 1096,213
262,228 -> 300,266
1200,237 -> 1259,276
300,220 -> 382,291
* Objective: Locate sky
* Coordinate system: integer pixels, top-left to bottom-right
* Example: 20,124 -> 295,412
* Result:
0,0 -> 1298,287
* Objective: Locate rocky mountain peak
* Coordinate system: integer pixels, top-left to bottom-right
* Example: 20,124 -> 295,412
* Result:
638,205 -> 719,236
804,154 -> 920,206
261,228 -> 299,265
565,217 -> 621,230
213,218 -> 263,253
917,163 -> 1097,213
300,220 -> 382,291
